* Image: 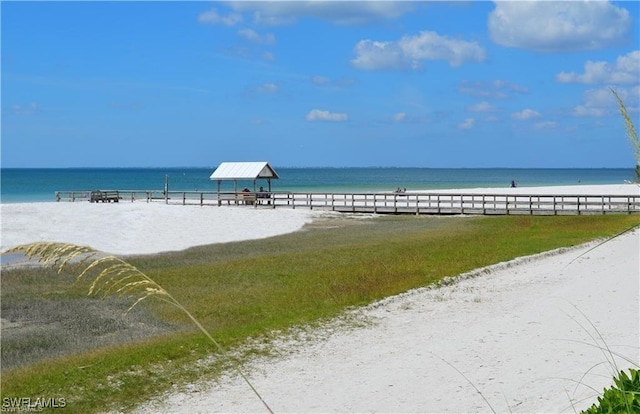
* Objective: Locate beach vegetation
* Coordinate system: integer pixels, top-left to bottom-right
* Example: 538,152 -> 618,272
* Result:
1,214 -> 639,413
611,88 -> 640,182
582,369 -> 640,414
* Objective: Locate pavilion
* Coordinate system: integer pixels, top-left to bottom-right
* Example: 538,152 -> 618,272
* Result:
209,161 -> 279,194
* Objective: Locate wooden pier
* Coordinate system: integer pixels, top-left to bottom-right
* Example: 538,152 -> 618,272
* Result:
55,189 -> 640,216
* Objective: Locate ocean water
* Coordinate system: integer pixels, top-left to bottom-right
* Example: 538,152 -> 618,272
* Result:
1,167 -> 636,203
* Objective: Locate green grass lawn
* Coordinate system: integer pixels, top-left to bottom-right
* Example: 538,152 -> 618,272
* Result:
1,214 -> 638,413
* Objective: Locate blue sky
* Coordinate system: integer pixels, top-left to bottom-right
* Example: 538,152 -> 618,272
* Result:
2,1 -> 639,168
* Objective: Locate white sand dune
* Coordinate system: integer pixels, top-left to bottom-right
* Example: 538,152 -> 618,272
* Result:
0,202 -> 323,256
1,184 -> 638,413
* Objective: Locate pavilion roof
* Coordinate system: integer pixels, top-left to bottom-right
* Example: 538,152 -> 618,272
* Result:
209,162 -> 279,181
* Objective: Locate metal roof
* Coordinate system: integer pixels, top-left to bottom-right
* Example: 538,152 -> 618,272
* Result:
209,162 -> 279,180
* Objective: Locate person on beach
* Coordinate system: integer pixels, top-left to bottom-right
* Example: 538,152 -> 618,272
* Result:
241,187 -> 254,205
511,180 -> 518,188
257,186 -> 271,204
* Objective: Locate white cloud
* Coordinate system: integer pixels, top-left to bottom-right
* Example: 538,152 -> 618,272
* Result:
570,86 -> 640,118
228,1 -> 415,26
12,102 -> 39,115
458,118 -> 475,129
261,51 -> 276,61
488,1 -> 631,52
391,112 -> 430,124
394,112 -> 407,122
556,50 -> 640,85
238,28 -> 276,45
572,106 -> 607,118
458,80 -> 528,99
351,40 -> 406,71
306,109 -> 348,122
623,85 -> 640,109
535,121 -> 558,129
351,31 -> 485,71
467,101 -> 496,113
312,76 -> 331,86
198,8 -> 243,26
582,88 -> 616,108
511,109 -> 541,120
256,83 -> 279,94
311,75 -> 357,88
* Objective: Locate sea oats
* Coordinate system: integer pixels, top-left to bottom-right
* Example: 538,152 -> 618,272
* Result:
611,88 -> 640,182
8,242 -> 274,414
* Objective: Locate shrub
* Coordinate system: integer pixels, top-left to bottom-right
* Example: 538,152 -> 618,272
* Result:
582,369 -> 640,414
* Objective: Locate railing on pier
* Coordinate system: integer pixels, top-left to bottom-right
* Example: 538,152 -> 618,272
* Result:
56,190 -> 221,205
55,190 -> 640,215
269,192 -> 640,215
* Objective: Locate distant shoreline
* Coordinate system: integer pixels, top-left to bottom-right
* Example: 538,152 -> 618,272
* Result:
1,166 -> 636,171
2,167 -> 637,204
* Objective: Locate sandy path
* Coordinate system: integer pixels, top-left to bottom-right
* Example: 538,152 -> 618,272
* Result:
137,229 -> 639,413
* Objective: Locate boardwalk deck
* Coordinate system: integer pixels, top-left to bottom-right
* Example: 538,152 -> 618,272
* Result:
55,190 -> 640,216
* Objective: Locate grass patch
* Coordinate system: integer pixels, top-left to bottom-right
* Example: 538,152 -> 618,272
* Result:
1,214 -> 638,412
1,267 -> 179,371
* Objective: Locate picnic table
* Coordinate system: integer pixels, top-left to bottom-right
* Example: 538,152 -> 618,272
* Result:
90,190 -> 121,203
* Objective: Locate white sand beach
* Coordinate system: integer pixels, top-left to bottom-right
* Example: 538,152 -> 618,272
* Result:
0,202 -> 324,256
1,184 -> 639,413
422,183 -> 640,196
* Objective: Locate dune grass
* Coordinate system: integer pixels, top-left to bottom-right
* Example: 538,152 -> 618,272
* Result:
1,214 -> 639,413
611,87 -> 640,182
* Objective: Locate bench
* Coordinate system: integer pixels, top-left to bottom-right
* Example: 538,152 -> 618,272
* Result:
90,190 -> 121,203
218,193 -> 256,206
256,192 -> 271,205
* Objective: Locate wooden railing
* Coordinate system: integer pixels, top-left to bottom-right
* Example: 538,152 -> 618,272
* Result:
54,190 -> 266,206
271,192 -> 640,215
55,190 -> 640,215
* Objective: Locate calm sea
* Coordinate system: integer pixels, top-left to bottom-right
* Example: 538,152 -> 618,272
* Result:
0,167 -> 636,203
